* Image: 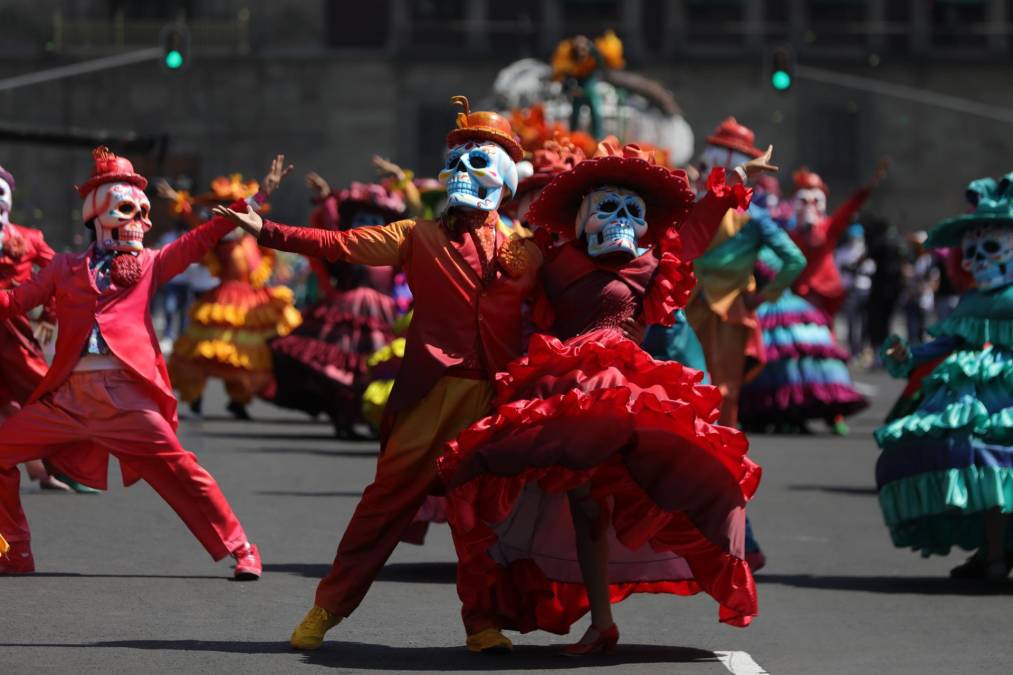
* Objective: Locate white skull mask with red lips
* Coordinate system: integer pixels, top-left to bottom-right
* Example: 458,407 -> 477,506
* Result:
83,182 -> 151,252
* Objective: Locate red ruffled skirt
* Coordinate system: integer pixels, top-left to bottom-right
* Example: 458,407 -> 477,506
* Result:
0,314 -> 48,405
268,287 -> 396,423
438,329 -> 761,634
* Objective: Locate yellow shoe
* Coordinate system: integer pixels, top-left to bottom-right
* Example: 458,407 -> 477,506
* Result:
290,605 -> 342,650
0,533 -> 8,556
466,628 -> 513,653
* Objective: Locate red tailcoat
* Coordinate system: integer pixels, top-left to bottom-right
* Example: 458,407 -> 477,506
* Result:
791,186 -> 871,317
258,213 -> 543,431
0,216 -> 234,486
0,222 -> 56,403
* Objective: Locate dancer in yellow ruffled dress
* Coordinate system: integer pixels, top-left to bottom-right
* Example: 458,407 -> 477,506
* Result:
163,159 -> 301,418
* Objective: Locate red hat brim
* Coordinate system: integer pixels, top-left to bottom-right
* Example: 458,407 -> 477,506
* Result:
76,173 -> 148,198
527,155 -> 694,244
704,135 -> 764,159
446,128 -> 524,162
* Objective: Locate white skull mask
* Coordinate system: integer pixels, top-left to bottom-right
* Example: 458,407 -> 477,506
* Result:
961,224 -> 1013,290
576,186 -> 648,258
696,145 -> 751,195
83,182 -> 152,253
793,187 -> 827,229
0,176 -> 12,227
439,142 -> 518,212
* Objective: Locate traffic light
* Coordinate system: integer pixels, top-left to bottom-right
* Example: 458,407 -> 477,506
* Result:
770,46 -> 794,92
160,24 -> 190,72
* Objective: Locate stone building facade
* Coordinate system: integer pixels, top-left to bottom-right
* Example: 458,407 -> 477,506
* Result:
1,0 -> 1012,246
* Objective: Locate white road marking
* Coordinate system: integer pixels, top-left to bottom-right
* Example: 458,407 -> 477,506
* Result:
715,650 -> 770,675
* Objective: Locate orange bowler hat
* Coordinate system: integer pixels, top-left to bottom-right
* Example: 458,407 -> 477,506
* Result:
446,95 -> 525,162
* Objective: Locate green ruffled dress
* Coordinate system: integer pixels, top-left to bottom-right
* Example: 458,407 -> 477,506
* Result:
875,284 -> 1013,556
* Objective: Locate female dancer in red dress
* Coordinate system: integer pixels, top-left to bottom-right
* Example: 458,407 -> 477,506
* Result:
0,147 -> 261,578
438,140 -> 765,653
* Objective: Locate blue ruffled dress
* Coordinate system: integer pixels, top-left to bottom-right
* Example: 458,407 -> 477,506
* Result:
875,284 -> 1013,556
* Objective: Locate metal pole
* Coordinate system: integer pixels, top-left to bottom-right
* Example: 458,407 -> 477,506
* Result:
0,47 -> 162,93
796,64 -> 1013,125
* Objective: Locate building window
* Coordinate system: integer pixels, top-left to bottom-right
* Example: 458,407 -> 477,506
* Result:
806,0 -> 867,48
107,0 -> 193,19
932,0 -> 988,48
327,0 -> 390,49
411,0 -> 468,49
801,104 -> 860,182
489,3 -> 541,55
685,0 -> 746,47
560,0 -> 622,39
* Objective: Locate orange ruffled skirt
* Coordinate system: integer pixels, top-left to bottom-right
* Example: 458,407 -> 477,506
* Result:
438,328 -> 761,634
169,280 -> 302,403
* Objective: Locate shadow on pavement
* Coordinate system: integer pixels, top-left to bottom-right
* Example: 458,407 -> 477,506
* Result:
757,573 -> 1013,595
199,431 -> 343,442
256,490 -> 364,498
28,573 -> 224,580
787,484 -> 879,496
264,561 -> 457,584
252,447 -> 379,459
1,640 -> 718,670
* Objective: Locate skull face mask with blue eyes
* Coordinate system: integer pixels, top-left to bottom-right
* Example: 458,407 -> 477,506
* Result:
438,141 -> 518,212
575,186 -> 648,258
961,224 -> 1013,291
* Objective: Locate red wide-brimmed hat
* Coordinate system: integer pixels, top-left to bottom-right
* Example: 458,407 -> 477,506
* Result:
515,135 -> 587,199
338,181 -> 406,222
527,137 -> 695,244
76,146 -> 148,197
792,166 -> 829,195
446,95 -> 524,162
705,117 -> 764,159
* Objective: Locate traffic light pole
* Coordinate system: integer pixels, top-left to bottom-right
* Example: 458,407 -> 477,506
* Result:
0,46 -> 161,93
796,64 -> 1013,126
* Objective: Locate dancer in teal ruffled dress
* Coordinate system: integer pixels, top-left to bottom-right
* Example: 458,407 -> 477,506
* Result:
876,174 -> 1013,580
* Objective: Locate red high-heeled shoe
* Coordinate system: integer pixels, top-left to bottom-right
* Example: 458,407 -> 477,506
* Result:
560,623 -> 619,656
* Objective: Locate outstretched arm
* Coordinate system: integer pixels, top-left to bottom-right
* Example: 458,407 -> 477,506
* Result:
0,256 -> 58,320
881,333 -> 960,379
214,204 -> 414,268
824,158 -> 888,247
154,209 -> 238,286
756,214 -> 806,299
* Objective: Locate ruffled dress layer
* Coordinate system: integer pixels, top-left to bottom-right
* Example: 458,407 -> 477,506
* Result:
269,261 -> 397,427
740,249 -> 867,427
438,239 -> 761,634
875,285 -> 1013,556
170,235 -> 301,402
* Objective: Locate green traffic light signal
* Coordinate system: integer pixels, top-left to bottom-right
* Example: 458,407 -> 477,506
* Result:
165,49 -> 184,69
771,70 -> 791,91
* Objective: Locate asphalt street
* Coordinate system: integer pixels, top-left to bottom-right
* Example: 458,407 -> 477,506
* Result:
2,371 -> 1010,674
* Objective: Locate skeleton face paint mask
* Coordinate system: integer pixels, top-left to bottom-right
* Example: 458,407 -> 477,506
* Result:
794,187 -> 827,229
576,186 -> 647,258
439,142 -> 518,212
83,182 -> 152,253
961,224 -> 1013,291
0,176 -> 12,228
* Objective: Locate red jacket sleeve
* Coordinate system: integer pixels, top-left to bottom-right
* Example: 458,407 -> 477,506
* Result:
0,254 -> 58,320
679,168 -> 752,261
822,186 -> 872,249
258,218 -> 413,267
154,209 -> 241,287
29,229 -> 57,323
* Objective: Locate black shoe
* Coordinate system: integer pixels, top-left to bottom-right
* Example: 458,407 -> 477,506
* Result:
226,401 -> 252,420
189,396 -> 203,416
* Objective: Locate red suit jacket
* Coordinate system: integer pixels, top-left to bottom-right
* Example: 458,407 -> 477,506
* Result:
0,216 -> 234,485
258,212 -> 543,435
0,222 -> 55,288
791,186 -> 871,317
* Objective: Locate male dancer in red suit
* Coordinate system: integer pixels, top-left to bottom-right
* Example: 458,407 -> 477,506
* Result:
0,147 -> 264,579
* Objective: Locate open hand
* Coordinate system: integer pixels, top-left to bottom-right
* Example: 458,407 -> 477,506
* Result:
212,204 -> 264,238
154,179 -> 180,202
868,157 -> 891,189
305,171 -> 331,200
372,155 -> 406,182
262,154 -> 295,197
884,334 -> 909,362
738,145 -> 778,182
621,317 -> 646,343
